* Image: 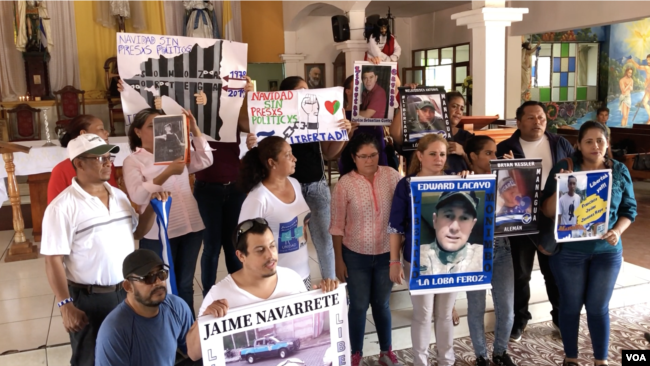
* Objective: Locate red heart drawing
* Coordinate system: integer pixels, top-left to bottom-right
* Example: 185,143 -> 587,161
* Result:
325,100 -> 341,115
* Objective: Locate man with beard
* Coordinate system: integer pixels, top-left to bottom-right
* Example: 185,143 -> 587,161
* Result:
95,249 -> 194,366
186,218 -> 338,360
365,18 -> 401,63
307,66 -> 323,89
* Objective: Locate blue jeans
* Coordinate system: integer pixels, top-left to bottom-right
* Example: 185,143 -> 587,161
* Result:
549,250 -> 622,360
342,245 -> 393,354
467,238 -> 514,358
193,181 -> 245,296
301,180 -> 336,279
139,230 -> 203,317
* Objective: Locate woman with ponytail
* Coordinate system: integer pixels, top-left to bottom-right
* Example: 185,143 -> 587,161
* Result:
47,115 -> 117,203
237,136 -> 313,290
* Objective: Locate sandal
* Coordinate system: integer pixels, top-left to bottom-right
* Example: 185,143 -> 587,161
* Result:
452,306 -> 460,326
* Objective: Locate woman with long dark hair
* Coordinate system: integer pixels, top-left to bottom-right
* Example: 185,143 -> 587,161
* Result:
541,121 -> 637,366
122,108 -> 213,314
330,133 -> 401,366
238,136 -> 313,289
245,76 -> 352,282
48,115 -> 116,203
464,135 -> 518,366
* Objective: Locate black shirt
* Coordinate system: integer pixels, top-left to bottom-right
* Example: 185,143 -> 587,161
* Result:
446,129 -> 474,174
291,142 -> 324,184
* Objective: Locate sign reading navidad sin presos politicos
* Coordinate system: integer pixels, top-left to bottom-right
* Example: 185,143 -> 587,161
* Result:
248,87 -> 348,144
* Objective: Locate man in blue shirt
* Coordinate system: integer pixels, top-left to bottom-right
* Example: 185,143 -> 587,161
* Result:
95,249 -> 194,366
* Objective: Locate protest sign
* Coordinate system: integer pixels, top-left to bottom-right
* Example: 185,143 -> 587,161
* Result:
409,175 -> 496,295
248,87 -> 348,144
351,61 -> 397,126
554,169 -> 612,242
490,159 -> 542,237
117,33 -> 247,143
398,87 -> 451,151
199,285 -> 350,366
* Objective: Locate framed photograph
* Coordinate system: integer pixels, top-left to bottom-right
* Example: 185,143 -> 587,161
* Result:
399,86 -> 451,150
153,114 -> 188,165
490,159 -> 543,237
351,61 -> 397,126
304,63 -> 325,89
268,80 -> 279,91
409,174 -> 496,295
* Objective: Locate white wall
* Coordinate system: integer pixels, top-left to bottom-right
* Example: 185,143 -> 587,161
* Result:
509,1 -> 650,36
394,17 -> 412,73
411,3 -> 473,51
292,16 -> 341,86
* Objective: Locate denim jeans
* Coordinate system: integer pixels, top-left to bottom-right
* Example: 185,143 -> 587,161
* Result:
467,238 -> 514,358
193,180 -> 245,296
549,250 -> 622,360
139,230 -> 203,317
301,180 -> 336,279
342,245 -> 393,354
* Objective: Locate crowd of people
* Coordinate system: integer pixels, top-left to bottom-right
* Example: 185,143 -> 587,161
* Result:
40,70 -> 639,366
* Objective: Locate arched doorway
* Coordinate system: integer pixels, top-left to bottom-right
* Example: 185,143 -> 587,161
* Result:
333,52 -> 346,87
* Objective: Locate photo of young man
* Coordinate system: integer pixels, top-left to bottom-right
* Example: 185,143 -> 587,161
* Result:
405,95 -> 447,141
558,175 -> 583,237
359,66 -> 388,119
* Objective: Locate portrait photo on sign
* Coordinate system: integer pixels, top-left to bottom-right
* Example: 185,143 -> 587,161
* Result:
153,114 -> 187,164
494,168 -> 538,235
418,190 -> 485,276
305,63 -> 326,89
399,87 -> 451,150
351,61 -> 397,125
556,173 -> 598,239
226,312 -> 331,366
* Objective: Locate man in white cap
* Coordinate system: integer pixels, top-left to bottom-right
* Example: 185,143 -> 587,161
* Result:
41,133 -> 167,366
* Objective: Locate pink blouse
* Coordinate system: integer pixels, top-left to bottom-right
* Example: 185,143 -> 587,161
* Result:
330,166 -> 401,255
122,135 -> 214,240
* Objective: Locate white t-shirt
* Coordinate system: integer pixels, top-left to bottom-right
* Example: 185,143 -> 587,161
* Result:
238,178 -> 311,279
520,135 -> 553,189
198,266 -> 306,316
41,179 -> 137,286
559,192 -> 582,237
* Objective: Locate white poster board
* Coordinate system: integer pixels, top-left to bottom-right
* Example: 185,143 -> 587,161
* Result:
248,87 -> 348,144
117,33 -> 247,142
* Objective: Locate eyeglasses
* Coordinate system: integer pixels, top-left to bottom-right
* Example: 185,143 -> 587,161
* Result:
355,152 -> 379,161
128,269 -> 168,285
78,155 -> 115,164
236,218 -> 268,243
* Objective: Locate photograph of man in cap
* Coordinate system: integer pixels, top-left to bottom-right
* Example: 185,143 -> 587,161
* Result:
420,191 -> 483,275
496,176 -> 531,217
405,95 -> 447,141
96,249 -> 195,366
154,120 -> 185,163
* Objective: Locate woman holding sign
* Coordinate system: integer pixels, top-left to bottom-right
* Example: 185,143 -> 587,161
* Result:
541,121 -> 637,366
464,135 -> 518,366
388,133 -> 461,366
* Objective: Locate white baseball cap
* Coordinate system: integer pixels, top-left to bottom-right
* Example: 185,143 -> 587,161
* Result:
67,133 -> 120,161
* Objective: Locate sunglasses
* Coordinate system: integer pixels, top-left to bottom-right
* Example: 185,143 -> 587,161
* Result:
236,218 -> 268,243
128,269 -> 168,285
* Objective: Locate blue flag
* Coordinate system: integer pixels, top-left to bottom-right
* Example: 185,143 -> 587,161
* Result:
150,197 -> 178,295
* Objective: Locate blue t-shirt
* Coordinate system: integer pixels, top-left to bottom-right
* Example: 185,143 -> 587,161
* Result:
95,294 -> 194,366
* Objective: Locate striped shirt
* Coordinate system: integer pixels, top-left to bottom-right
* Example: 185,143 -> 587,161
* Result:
41,178 -> 138,286
122,135 -> 213,240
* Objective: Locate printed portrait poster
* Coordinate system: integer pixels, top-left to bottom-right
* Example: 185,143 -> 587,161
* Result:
398,87 -> 452,151
117,33 -> 248,143
351,61 -> 398,126
554,170 -> 612,242
248,87 -> 348,144
152,114 -> 188,164
490,159 -> 543,237
199,285 -> 351,366
409,175 -> 496,295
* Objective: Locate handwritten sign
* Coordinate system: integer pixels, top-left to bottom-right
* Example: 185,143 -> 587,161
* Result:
199,285 -> 350,366
117,33 -> 247,143
248,87 -> 348,144
554,169 -> 612,242
409,175 -> 496,295
351,61 -> 397,126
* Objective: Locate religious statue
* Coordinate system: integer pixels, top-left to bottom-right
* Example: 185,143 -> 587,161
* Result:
521,39 -> 541,99
365,18 -> 401,63
110,0 -> 130,32
183,1 -> 219,39
15,1 -> 53,53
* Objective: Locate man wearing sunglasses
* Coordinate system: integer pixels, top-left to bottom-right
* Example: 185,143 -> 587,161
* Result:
95,249 -> 195,366
41,134 -> 168,366
186,218 -> 339,361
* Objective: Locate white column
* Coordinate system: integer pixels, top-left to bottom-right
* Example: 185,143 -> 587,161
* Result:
505,35 -> 522,119
280,53 -> 306,78
452,7 -> 528,117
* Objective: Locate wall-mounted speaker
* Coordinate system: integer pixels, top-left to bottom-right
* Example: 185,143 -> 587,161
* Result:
331,15 -> 350,43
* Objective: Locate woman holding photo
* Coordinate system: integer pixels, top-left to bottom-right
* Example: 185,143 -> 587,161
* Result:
388,133 -> 469,366
541,121 -> 637,366
464,135 -> 518,366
